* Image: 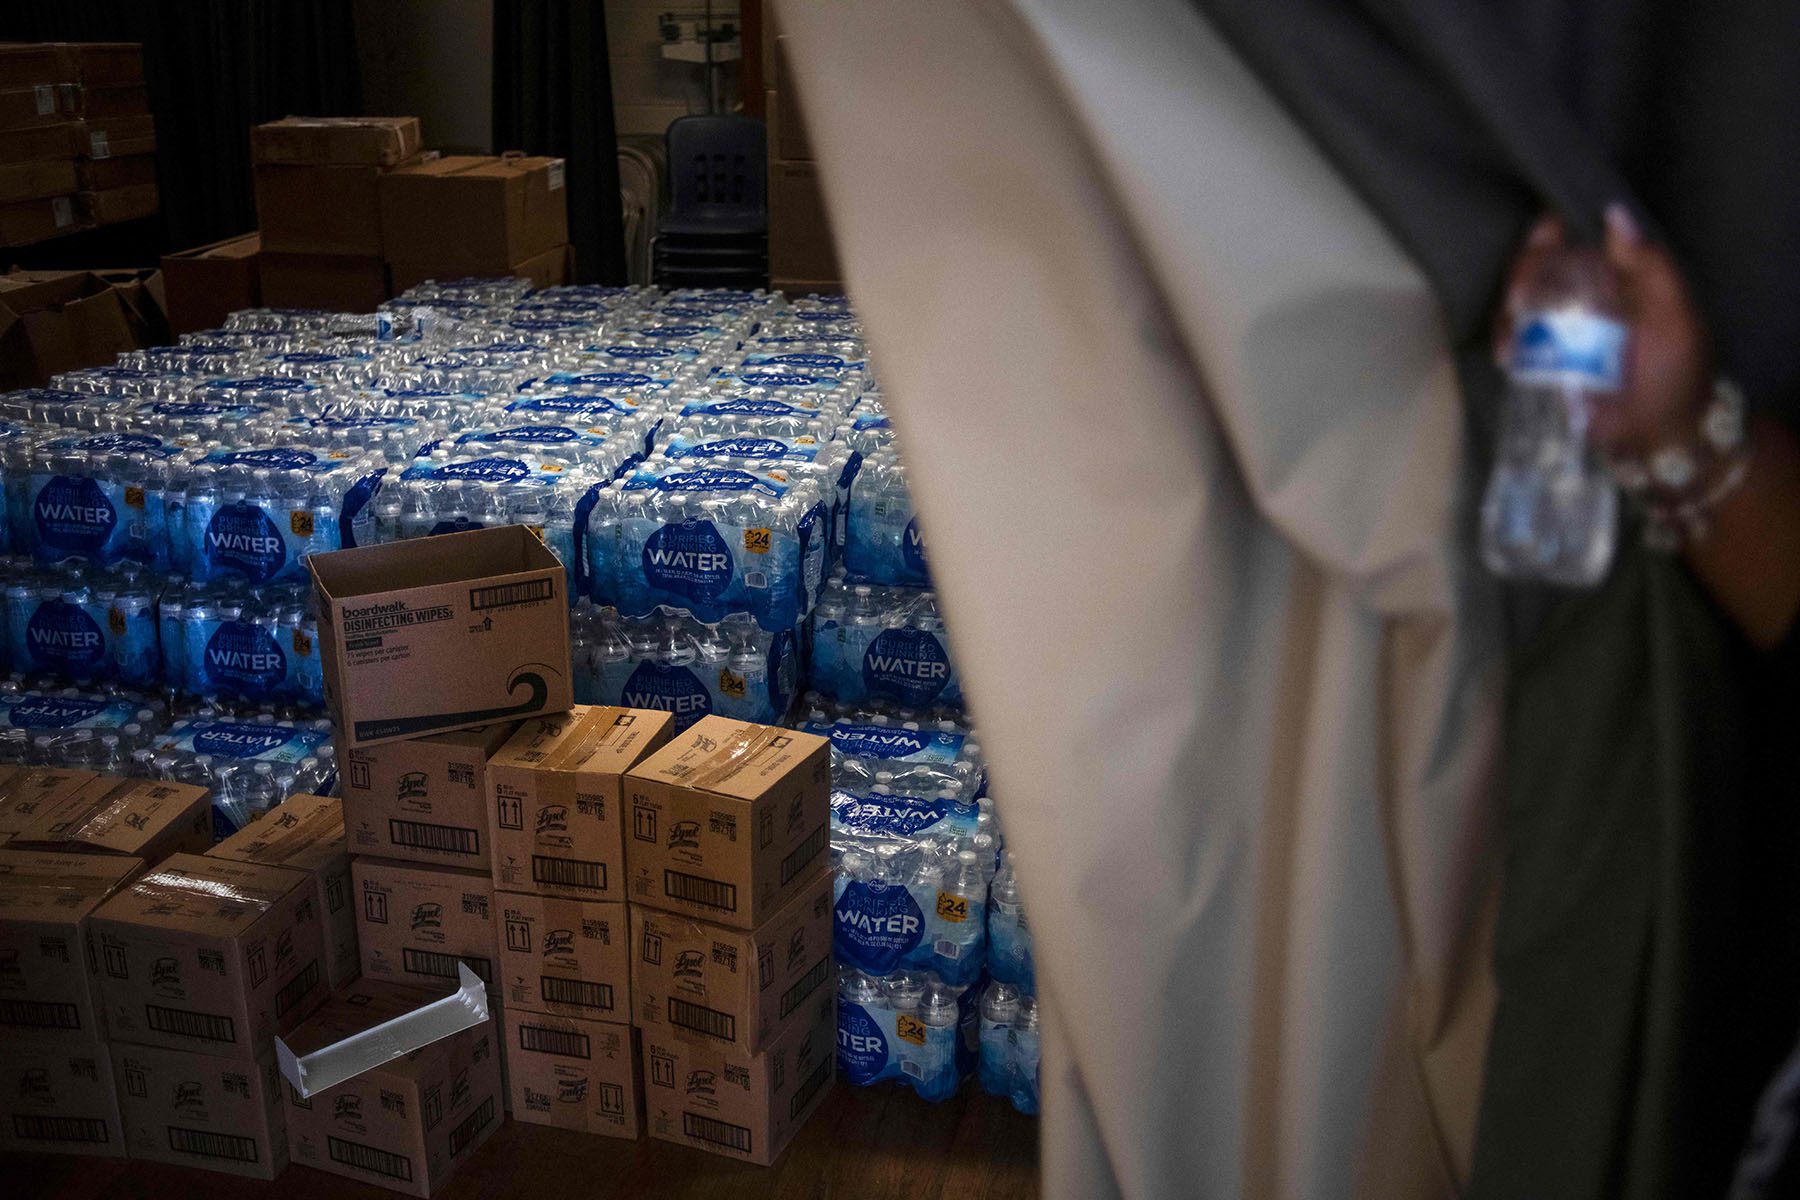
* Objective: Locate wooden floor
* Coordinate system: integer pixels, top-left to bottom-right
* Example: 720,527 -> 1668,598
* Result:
8,1082 -> 1040,1200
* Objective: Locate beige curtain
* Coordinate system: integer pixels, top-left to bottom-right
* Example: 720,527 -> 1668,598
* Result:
774,1 -> 1505,1196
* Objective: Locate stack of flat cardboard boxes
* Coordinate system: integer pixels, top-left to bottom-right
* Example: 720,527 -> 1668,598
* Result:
622,715 -> 838,1165
0,41 -> 156,246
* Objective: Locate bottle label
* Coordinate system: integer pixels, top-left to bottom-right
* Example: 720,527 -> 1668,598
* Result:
862,628 -> 954,707
1511,309 -> 1628,389
202,621 -> 289,698
620,660 -> 714,731
642,519 -> 734,600
32,475 -> 118,555
24,600 -> 107,673
204,502 -> 291,582
837,1002 -> 892,1086
834,879 -> 925,974
1,694 -> 128,730
205,447 -> 319,470
902,517 -> 929,581
813,723 -> 966,764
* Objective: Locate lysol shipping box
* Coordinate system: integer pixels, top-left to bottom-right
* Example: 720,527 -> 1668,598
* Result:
11,775 -> 209,862
208,793 -> 358,989
0,86 -> 65,130
623,717 -> 830,929
76,112 -> 155,159
76,151 -> 154,190
310,526 -> 573,748
379,153 -> 569,276
160,231 -> 261,335
251,116 -> 423,167
112,1042 -> 288,1179
0,121 -> 77,162
0,44 -> 65,89
351,857 -> 498,995
89,853 -> 327,1058
64,42 -> 144,86
631,869 -> 832,1053
0,766 -> 95,841
0,1031 -> 125,1157
0,848 -> 139,1040
283,981 -> 502,1197
68,83 -> 148,118
502,1006 -> 640,1139
641,989 -> 835,1165
0,193 -> 78,246
496,893 -> 629,1022
341,723 -> 519,871
486,706 -> 673,901
0,157 -> 76,205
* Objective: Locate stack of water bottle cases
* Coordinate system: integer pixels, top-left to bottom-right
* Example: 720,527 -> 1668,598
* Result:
0,276 -> 1039,1119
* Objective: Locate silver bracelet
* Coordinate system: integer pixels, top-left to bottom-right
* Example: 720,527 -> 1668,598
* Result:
1625,376 -> 1752,552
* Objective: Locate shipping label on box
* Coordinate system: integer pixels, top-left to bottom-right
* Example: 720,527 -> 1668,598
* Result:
0,767 -> 96,841
486,706 -> 673,901
0,1032 -> 125,1157
624,717 -> 830,929
12,775 -> 210,862
0,848 -> 140,1040
310,526 -> 573,748
496,892 -> 629,1021
631,869 -> 832,1053
502,1007 -> 641,1139
342,723 -> 518,871
112,1042 -> 289,1179
207,793 -> 358,989
89,853 -> 327,1057
641,991 -> 836,1165
283,981 -> 502,1198
352,858 -> 498,995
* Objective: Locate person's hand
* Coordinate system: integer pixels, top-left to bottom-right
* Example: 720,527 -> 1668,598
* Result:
1494,204 -> 1715,458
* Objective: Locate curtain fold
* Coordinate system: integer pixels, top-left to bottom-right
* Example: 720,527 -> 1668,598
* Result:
0,0 -> 362,258
492,0 -> 626,285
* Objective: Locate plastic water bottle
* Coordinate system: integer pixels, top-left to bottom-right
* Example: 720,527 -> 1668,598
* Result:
1479,244 -> 1627,586
979,981 -> 1022,1096
1010,995 -> 1042,1115
909,981 -> 964,1102
988,851 -> 1035,993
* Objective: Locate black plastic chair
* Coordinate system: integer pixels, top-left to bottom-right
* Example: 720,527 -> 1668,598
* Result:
655,114 -> 768,287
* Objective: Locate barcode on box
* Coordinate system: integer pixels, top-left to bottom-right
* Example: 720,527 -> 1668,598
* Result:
518,1022 -> 590,1059
682,1111 -> 752,1154
402,949 -> 492,986
168,1125 -> 259,1163
779,958 -> 831,1018
780,826 -> 827,885
541,975 -> 613,1012
469,579 -> 553,610
447,1096 -> 495,1157
0,997 -> 81,1030
390,819 -> 480,856
667,996 -> 736,1042
532,856 -> 602,891
330,1136 -> 414,1181
13,1114 -> 109,1144
146,1005 -> 235,1043
274,960 -> 320,1017
791,1057 -> 831,1118
663,870 -> 737,913
901,1060 -> 924,1081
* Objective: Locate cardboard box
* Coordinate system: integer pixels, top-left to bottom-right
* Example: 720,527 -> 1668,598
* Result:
80,180 -> 157,225
9,776 -> 210,863
259,251 -> 389,314
623,717 -> 830,930
486,707 -> 674,902
69,83 -> 147,117
502,1007 -> 640,1139
496,893 -> 629,1021
0,85 -> 65,130
640,990 -> 835,1165
0,1032 -> 125,1156
310,527 -> 574,748
0,267 -> 165,386
379,154 -> 569,275
76,112 -> 154,159
76,151 -> 154,190
252,116 -> 422,167
0,44 -> 66,89
256,161 -> 388,255
341,724 -> 519,871
0,192 -> 78,245
112,1041 -> 288,1179
0,156 -> 75,204
769,159 -> 840,283
64,42 -> 144,86
161,231 -> 261,335
208,793 -> 358,990
0,120 -> 76,162
351,858 -> 498,995
0,767 -> 96,841
283,981 -> 502,1197
387,242 -> 572,294
0,848 -> 139,1040
90,853 -> 328,1058
631,869 -> 832,1053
